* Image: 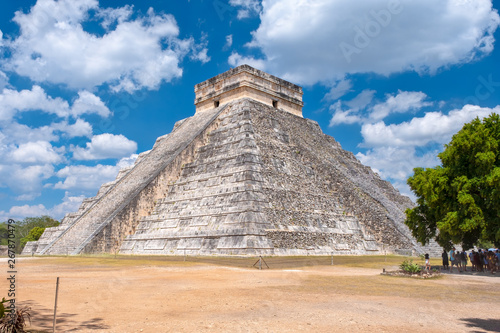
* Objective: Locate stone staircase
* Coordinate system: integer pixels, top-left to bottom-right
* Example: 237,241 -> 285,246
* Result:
40,104 -> 227,255
120,99 -> 384,256
120,100 -> 275,255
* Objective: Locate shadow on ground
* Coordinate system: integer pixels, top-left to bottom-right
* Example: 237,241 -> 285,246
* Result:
461,318 -> 500,332
436,267 -> 500,278
22,300 -> 109,332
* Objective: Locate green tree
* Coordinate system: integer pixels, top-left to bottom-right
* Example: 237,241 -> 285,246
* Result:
0,216 -> 59,253
406,113 -> 500,250
20,226 -> 47,250
0,224 -> 8,246
16,216 -> 60,239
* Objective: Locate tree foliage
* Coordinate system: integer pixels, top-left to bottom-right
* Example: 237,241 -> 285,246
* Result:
0,216 -> 59,253
20,227 -> 47,250
0,224 -> 8,246
406,113 -> 500,250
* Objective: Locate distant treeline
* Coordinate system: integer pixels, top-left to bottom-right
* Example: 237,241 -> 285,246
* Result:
0,216 -> 59,253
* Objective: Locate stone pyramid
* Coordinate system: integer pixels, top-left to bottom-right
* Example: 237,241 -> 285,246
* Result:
24,65 -> 439,256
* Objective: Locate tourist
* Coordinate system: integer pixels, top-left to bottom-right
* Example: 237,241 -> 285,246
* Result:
442,250 -> 449,270
449,247 -> 459,273
474,250 -> 483,272
483,251 -> 489,272
478,249 -> 486,272
425,253 -> 431,272
469,250 -> 475,271
461,250 -> 468,272
487,251 -> 498,274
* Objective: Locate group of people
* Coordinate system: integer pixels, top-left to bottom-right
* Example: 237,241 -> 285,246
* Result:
441,247 -> 500,274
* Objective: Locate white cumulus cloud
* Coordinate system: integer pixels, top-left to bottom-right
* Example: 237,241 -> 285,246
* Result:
229,0 -> 262,19
52,119 -> 93,138
357,147 -> 440,182
0,192 -> 86,221
9,141 -> 62,164
361,104 -> 500,147
71,91 -> 111,118
228,51 -> 267,70
356,104 -> 500,199
0,85 -> 69,121
0,85 -> 110,122
330,90 -> 426,126
329,101 -> 362,126
72,133 -> 137,160
235,0 -> 500,85
7,204 -> 49,218
95,4 -> 133,29
0,164 -> 55,200
2,123 -> 59,144
369,91 -> 432,122
54,164 -> 122,190
49,192 -> 86,219
0,119 -> 92,150
4,0 -> 209,92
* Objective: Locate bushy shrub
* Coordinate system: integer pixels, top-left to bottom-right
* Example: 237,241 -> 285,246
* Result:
399,259 -> 422,274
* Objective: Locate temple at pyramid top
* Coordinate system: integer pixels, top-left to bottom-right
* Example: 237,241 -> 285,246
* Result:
194,64 -> 304,117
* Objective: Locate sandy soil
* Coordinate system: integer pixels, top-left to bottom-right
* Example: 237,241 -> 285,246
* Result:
3,256 -> 500,333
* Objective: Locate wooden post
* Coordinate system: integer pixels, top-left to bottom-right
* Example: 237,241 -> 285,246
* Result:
330,238 -> 334,265
53,277 -> 60,333
252,256 -> 269,270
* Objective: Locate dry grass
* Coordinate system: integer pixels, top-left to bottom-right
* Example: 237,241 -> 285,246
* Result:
30,253 -> 435,270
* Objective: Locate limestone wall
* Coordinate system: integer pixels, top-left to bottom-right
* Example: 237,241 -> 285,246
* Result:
246,99 -> 441,256
84,108 -> 225,254
120,100 -> 275,255
30,95 -> 442,257
119,98 -> 423,256
36,104 -> 226,255
195,65 -> 303,117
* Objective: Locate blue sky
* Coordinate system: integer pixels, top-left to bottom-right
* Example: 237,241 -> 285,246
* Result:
1,0 -> 500,221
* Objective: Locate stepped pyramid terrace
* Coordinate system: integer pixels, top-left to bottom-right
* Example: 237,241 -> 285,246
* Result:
23,65 -> 441,257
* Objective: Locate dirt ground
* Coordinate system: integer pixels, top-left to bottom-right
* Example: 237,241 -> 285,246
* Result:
4,255 -> 500,333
